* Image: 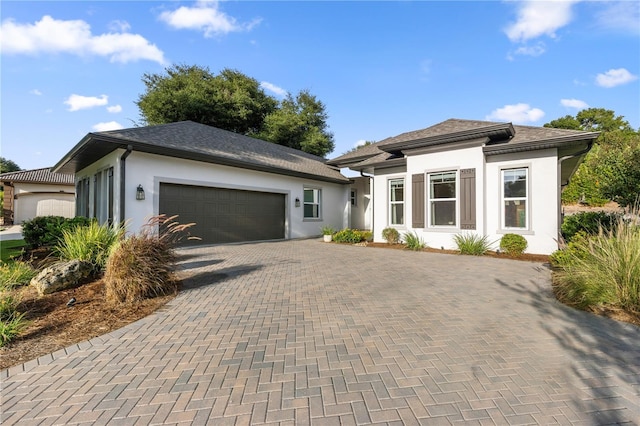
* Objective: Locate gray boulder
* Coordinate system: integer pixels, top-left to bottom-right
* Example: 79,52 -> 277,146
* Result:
31,260 -> 93,295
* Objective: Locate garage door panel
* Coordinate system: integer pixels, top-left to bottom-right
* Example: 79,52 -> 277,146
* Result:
159,183 -> 285,245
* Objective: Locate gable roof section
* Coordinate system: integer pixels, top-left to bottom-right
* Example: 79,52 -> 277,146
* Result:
328,119 -> 599,170
0,168 -> 74,185
52,121 -> 349,184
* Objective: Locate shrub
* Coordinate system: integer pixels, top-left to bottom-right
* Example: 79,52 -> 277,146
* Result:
550,231 -> 590,267
22,216 -> 94,248
0,293 -> 21,321
453,233 -> 492,256
0,261 -> 36,290
561,211 -> 621,243
54,221 -> 124,273
553,213 -> 640,312
333,228 -> 368,244
104,215 -> 194,305
500,234 -> 528,256
0,311 -> 29,347
382,227 -> 400,244
403,231 -> 426,251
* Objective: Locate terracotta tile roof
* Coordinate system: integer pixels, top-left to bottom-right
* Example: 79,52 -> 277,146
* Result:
0,168 -> 74,185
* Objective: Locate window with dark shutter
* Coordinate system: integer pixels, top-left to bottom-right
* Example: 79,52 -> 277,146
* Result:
460,168 -> 476,230
412,174 -> 425,228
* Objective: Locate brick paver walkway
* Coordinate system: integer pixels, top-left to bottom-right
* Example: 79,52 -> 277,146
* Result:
2,240 -> 639,425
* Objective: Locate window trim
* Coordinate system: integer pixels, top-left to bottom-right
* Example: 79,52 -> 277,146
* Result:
388,177 -> 405,226
427,169 -> 459,229
303,187 -> 322,220
500,166 -> 531,232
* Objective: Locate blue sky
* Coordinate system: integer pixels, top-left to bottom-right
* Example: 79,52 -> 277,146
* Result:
2,0 -> 638,171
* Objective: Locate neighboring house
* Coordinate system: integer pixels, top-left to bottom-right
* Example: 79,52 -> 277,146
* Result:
52,121 -> 351,244
1,168 -> 75,225
328,119 -> 599,254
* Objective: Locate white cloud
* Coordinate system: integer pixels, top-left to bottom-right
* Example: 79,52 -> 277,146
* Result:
0,15 -> 165,64
596,68 -> 638,88
596,1 -> 640,35
159,1 -> 261,37
64,94 -> 108,111
504,0 -> 579,43
107,104 -> 122,113
108,20 -> 131,33
92,121 -> 124,132
29,89 -> 42,96
260,81 -> 287,97
354,139 -> 367,148
513,42 -> 546,57
486,103 -> 545,124
561,98 -> 589,109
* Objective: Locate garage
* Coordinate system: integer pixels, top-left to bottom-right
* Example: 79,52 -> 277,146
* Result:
15,193 -> 75,223
159,183 -> 286,244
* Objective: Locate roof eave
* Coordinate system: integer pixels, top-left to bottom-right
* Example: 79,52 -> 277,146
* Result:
483,133 -> 600,156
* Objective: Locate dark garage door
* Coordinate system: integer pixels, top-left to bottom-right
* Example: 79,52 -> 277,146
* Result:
159,183 -> 286,244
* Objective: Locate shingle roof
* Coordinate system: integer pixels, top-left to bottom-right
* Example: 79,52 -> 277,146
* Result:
328,118 -> 599,168
53,121 -> 349,184
0,168 -> 74,185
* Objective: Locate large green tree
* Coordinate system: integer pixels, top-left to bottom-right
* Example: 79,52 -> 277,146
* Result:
136,65 -> 335,157
545,108 -> 639,206
258,90 -> 334,157
0,157 -> 21,174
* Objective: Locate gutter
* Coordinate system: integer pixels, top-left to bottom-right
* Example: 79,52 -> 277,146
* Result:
557,141 -> 594,244
119,145 -> 133,224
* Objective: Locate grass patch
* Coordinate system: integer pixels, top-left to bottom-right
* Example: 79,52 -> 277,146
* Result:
1,239 -> 27,262
453,233 -> 492,256
0,261 -> 36,291
54,222 -> 124,273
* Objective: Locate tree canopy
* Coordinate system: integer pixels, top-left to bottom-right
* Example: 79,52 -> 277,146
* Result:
545,108 -> 639,207
136,65 -> 335,157
0,157 -> 21,174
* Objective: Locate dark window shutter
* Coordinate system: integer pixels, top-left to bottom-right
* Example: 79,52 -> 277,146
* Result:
412,174 -> 425,228
460,168 -> 476,230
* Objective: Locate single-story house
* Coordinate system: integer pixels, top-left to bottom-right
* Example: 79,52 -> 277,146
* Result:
52,121 -> 352,244
1,168 -> 75,225
328,119 -> 599,254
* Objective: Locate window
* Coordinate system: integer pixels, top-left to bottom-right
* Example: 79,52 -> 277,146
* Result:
389,178 -> 404,225
503,168 -> 528,229
76,178 -> 90,217
429,171 -> 457,226
350,189 -> 357,207
304,188 -> 321,219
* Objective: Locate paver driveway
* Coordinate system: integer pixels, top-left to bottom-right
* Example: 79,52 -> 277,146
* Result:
2,239 -> 640,425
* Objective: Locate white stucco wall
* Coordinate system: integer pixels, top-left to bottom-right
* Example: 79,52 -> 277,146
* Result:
76,149 -> 349,240
13,183 -> 75,223
349,176 -> 372,230
371,145 -> 561,254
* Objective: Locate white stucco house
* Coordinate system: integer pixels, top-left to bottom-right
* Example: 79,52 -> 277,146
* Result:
52,121 -> 351,244
328,119 -> 599,254
1,168 -> 75,225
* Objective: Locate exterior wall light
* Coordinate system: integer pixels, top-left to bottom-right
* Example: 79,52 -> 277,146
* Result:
295,197 -> 300,207
136,185 -> 145,201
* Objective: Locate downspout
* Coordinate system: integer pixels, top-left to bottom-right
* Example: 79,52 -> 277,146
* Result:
360,170 -> 374,233
557,141 -> 594,243
119,145 -> 133,225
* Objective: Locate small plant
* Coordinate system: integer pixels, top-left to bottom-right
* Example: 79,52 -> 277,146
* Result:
382,227 -> 400,244
104,215 -> 196,305
55,221 -> 124,273
0,261 -> 36,290
453,233 -> 492,256
22,216 -> 94,248
0,311 -> 30,347
333,228 -> 368,244
403,231 -> 426,251
320,225 -> 335,235
561,211 -> 621,243
0,293 -> 21,321
500,233 -> 528,256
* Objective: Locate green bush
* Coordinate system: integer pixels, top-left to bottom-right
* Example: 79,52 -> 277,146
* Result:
0,261 -> 36,290
553,214 -> 640,312
333,228 -> 368,244
453,233 -> 492,256
382,227 -> 400,244
550,231 -> 591,267
561,211 -> 621,243
403,231 -> 426,251
104,215 -> 192,305
54,221 -> 124,272
0,293 -> 29,347
0,293 -> 20,321
22,216 -> 94,248
500,233 -> 528,256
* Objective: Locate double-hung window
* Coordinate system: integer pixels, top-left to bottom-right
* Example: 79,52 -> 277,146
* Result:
389,178 -> 404,225
303,188 -> 321,219
502,168 -> 528,229
429,171 -> 457,226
